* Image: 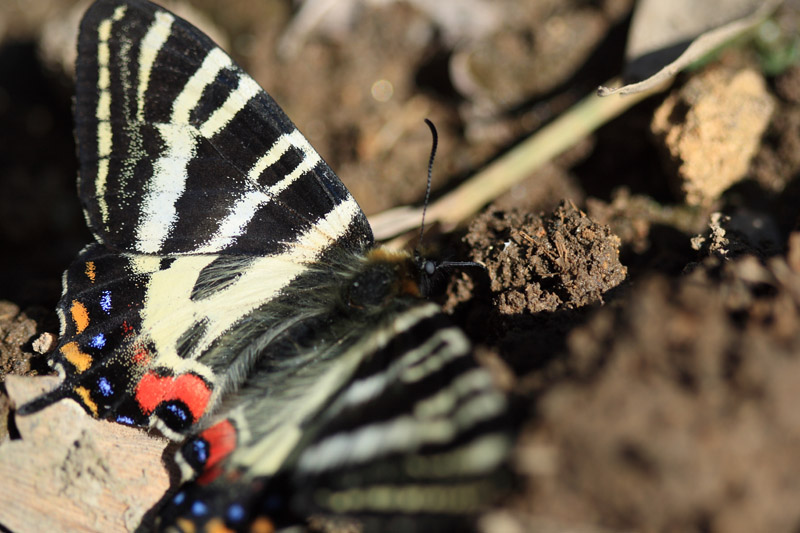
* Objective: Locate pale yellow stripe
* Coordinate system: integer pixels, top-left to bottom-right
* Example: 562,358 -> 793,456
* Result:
199,75 -> 261,138
94,5 -> 127,224
171,47 -> 231,124
136,11 -> 174,122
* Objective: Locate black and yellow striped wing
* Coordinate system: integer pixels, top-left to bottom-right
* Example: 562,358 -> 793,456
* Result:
19,1 -> 513,531
21,0 -> 373,437
75,0 -> 372,256
162,300 -> 511,531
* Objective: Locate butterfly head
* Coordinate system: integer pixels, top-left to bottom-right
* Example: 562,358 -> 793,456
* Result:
348,247 -> 485,310
414,252 -> 487,298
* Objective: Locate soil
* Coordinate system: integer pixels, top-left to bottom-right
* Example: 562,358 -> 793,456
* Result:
2,0 -> 800,532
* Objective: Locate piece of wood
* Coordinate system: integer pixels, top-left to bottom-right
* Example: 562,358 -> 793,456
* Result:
0,376 -> 172,533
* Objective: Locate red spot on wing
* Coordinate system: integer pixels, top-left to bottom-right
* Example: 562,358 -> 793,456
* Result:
132,343 -> 151,365
197,463 -> 245,486
203,419 -> 237,468
121,320 -> 135,336
197,463 -> 223,485
134,372 -> 212,421
197,419 -> 237,485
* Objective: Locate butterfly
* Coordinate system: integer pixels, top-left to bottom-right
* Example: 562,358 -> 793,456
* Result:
18,0 -> 512,531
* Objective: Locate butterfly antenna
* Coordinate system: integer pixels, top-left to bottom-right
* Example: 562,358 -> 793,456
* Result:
413,119 -> 486,296
417,118 -> 438,256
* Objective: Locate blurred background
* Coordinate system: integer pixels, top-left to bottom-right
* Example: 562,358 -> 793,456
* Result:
4,2 -> 800,532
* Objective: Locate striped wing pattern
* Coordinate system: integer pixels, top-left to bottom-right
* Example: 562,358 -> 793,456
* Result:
22,0 -> 373,437
163,302 -> 510,532
19,0 -> 513,531
75,0 -> 372,256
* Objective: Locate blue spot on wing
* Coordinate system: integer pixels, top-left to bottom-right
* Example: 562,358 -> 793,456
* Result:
191,500 -> 208,516
89,333 -> 106,349
192,439 -> 209,464
166,403 -> 189,422
116,415 -> 135,425
227,503 -> 245,523
97,376 -> 113,397
100,290 -> 112,313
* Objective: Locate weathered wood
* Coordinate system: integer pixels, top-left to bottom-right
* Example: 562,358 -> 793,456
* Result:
0,376 -> 172,533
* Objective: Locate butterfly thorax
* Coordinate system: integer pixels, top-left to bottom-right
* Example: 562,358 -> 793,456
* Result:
173,247 -> 461,484
346,248 -> 423,307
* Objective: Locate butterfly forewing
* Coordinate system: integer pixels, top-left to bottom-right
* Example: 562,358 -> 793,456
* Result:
75,0 -> 372,256
21,0 -> 373,435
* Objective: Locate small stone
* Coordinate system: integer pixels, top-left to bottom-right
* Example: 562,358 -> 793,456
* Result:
32,332 -> 58,354
652,68 -> 775,206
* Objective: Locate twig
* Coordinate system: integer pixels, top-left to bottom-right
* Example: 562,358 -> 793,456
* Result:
370,77 -> 669,244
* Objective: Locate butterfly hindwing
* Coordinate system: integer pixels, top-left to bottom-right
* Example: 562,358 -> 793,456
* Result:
20,244 -> 227,434
21,243 -> 155,426
276,305 -> 512,527
159,301 -> 511,532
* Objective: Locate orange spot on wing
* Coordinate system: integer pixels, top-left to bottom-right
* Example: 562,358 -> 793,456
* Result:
205,518 -> 234,533
250,517 -> 275,533
135,372 -> 212,421
74,385 -> 98,416
61,341 -> 93,372
175,518 -> 196,533
85,261 -> 96,283
71,300 -> 90,334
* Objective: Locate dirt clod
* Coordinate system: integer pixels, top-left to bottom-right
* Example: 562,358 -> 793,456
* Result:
691,210 -> 782,260
651,67 -> 775,205
31,332 -> 57,354
0,301 -> 42,382
462,201 -> 627,315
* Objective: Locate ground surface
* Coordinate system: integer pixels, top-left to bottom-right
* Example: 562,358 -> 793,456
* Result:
2,0 -> 800,532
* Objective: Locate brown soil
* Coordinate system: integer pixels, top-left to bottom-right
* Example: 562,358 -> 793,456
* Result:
2,0 -> 800,532
461,201 -> 627,315
510,250 -> 800,533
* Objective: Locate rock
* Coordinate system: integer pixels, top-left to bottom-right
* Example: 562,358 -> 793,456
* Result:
651,68 -> 774,206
